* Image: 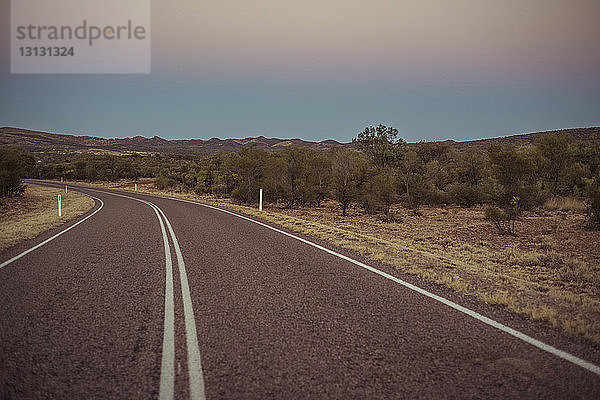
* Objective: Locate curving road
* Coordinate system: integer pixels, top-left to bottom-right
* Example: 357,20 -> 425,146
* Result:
1,181 -> 599,399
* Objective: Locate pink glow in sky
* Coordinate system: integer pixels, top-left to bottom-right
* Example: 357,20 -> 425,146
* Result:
152,0 -> 600,85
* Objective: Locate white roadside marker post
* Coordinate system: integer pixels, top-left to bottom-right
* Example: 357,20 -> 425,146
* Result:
58,194 -> 62,217
259,188 -> 263,212
65,186 -> 68,193
135,183 -> 138,191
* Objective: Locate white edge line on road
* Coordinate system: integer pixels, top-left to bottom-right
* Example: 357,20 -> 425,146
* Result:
80,187 -> 206,400
149,193 -> 600,377
0,193 -> 104,269
35,184 -> 600,377
3,183 -> 180,399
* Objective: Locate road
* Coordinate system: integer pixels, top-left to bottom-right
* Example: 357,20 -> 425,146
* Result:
1,181 -> 599,399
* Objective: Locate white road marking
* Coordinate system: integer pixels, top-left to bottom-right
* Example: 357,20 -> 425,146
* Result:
155,205 -> 175,400
80,187 -> 206,400
145,193 -> 600,377
26,183 -> 600,380
11,182 -> 179,399
157,207 -> 206,400
6,183 -> 206,398
0,194 -> 104,269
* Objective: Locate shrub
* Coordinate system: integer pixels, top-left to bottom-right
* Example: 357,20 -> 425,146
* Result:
485,205 -> 510,235
446,183 -> 482,207
543,196 -> 587,213
485,198 -> 520,236
584,180 -> 600,230
155,168 -> 177,190
0,147 -> 35,197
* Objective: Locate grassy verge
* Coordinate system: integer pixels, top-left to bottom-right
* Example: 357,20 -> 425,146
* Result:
60,179 -> 600,344
0,184 -> 95,253
542,196 -> 587,213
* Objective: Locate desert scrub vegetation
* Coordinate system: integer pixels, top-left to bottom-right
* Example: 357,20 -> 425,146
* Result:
33,127 -> 600,231
485,200 -> 520,236
1,147 -> 35,197
543,196 -> 586,213
0,184 -> 95,252
584,180 -> 600,231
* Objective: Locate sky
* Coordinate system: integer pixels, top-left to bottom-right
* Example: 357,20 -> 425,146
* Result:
1,0 -> 599,143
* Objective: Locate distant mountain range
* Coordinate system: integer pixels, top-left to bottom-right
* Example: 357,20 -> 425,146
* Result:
1,126 -> 598,155
442,127 -> 599,152
0,127 -> 346,155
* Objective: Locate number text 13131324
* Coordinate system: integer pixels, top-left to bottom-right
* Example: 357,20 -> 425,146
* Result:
18,47 -> 74,56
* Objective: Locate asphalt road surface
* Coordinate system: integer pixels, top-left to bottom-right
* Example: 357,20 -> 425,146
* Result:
1,181 -> 599,399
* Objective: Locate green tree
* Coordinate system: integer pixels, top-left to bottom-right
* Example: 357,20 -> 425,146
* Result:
567,140 -> 600,196
194,153 -> 229,195
306,151 -> 331,207
155,168 -> 177,190
487,143 -> 540,209
447,148 -> 490,207
583,175 -> 600,230
536,133 -> 573,196
353,124 -> 405,169
0,147 -> 35,197
410,143 -> 454,206
280,147 -> 313,207
330,148 -> 364,216
487,144 -> 540,234
375,168 -> 400,214
353,124 -> 405,215
456,148 -> 487,187
399,149 -> 423,209
228,147 -> 267,203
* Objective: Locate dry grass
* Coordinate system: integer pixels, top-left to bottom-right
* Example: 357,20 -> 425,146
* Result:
57,179 -> 600,344
0,184 -> 95,253
543,196 -> 586,213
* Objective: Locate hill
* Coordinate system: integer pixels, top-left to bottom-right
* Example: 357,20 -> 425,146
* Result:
0,127 -> 348,155
443,127 -> 600,152
1,126 -> 598,155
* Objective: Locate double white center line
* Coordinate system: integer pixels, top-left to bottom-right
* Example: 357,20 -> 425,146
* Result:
84,188 -> 206,400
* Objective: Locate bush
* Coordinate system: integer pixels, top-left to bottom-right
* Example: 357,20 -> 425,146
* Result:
0,147 -> 35,197
485,202 -> 521,236
485,205 -> 510,235
155,168 -> 177,190
485,195 -> 521,235
446,183 -> 482,207
515,182 -> 548,210
584,180 -> 600,230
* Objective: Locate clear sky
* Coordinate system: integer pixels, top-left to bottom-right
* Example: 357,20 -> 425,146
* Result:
1,0 -> 599,143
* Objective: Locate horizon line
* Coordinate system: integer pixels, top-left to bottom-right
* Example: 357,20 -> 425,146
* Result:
1,124 -> 599,145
